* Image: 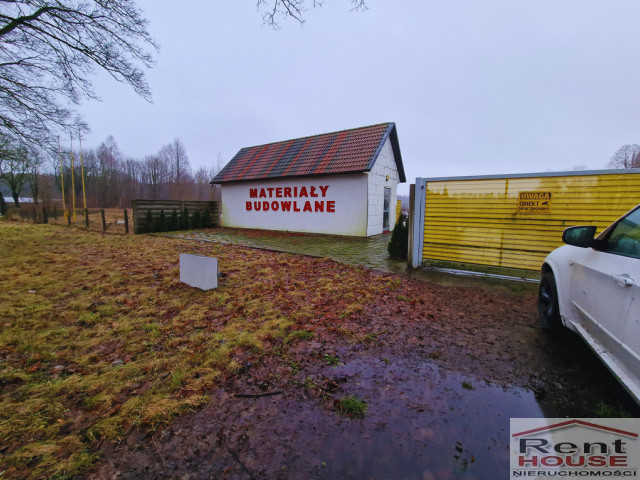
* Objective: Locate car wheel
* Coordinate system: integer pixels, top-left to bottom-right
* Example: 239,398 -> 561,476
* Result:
538,271 -> 561,331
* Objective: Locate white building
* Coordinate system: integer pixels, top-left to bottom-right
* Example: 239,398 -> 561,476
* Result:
212,122 -> 406,237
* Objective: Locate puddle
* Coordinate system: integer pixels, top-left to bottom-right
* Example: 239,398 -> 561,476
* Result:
93,349 -> 626,480
282,357 -> 553,480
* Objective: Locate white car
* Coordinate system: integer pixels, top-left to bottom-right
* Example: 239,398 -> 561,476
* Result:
538,205 -> 640,404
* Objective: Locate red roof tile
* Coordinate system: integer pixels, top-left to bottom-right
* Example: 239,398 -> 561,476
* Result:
212,122 -> 405,184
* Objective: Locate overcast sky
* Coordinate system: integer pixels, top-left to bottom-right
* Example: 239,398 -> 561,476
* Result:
80,0 -> 640,195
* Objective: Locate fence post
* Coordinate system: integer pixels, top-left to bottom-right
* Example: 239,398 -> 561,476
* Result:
101,209 -> 106,232
408,184 -> 415,266
409,178 -> 426,268
124,209 -> 129,234
85,208 -> 89,228
131,200 -> 138,234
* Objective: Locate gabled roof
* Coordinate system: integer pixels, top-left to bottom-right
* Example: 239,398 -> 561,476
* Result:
512,420 -> 638,439
211,122 -> 406,184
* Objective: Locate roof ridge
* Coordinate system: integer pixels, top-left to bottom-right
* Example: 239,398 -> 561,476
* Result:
239,122 -> 393,150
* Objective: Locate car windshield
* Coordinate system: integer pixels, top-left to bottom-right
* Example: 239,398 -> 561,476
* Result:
604,208 -> 640,259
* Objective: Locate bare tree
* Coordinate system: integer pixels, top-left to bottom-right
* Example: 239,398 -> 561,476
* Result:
158,138 -> 193,200
43,136 -> 222,206
36,170 -> 55,205
257,0 -> 367,27
121,157 -> 142,205
0,1 -> 157,149
194,166 -> 219,201
0,141 -> 34,206
210,161 -> 221,201
159,138 -> 191,184
95,136 -> 123,205
141,154 -> 169,199
28,150 -> 43,203
608,144 -> 640,169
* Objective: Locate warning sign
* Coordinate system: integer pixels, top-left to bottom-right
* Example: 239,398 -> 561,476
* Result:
517,191 -> 552,213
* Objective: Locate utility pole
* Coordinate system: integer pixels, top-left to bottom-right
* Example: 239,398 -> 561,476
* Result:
70,133 -> 76,221
59,137 -> 67,221
79,131 -> 87,211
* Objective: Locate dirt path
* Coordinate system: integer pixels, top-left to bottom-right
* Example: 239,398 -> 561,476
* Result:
89,271 -> 639,480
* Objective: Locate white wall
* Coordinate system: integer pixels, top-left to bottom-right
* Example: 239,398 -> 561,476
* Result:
221,174 -> 369,236
366,137 -> 400,236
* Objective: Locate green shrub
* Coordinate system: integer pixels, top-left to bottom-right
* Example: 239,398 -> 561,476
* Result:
157,210 -> 167,232
167,209 -> 178,231
191,209 -> 202,229
387,213 -> 408,259
144,210 -> 155,233
179,207 -> 189,230
202,208 -> 213,228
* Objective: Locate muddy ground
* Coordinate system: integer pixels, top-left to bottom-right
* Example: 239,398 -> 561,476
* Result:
89,267 -> 639,480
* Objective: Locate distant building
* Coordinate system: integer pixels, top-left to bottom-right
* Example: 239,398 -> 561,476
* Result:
211,122 -> 406,236
3,197 -> 33,204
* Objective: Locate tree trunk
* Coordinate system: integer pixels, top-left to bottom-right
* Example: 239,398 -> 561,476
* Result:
30,174 -> 39,205
0,194 -> 6,215
11,189 -> 19,207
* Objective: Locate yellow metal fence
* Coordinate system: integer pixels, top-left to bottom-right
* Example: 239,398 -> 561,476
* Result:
419,170 -> 640,271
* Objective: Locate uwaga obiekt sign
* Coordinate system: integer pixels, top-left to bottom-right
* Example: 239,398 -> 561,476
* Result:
518,191 -> 552,213
510,418 -> 640,479
245,185 -> 335,213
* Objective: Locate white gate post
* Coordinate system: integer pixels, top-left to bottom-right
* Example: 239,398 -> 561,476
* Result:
409,178 -> 426,268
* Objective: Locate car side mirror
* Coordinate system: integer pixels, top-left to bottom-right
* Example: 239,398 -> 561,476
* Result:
562,226 -> 597,248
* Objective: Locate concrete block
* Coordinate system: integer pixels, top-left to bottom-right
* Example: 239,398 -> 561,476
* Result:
180,253 -> 218,290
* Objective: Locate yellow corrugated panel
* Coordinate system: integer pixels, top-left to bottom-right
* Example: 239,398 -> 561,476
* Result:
396,199 -> 401,224
422,172 -> 640,271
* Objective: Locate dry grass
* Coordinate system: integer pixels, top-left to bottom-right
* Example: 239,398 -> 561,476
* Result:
49,207 -> 129,235
0,222 -> 390,479
5,207 -> 130,235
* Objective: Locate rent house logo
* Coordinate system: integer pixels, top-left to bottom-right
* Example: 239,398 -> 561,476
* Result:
510,418 -> 640,478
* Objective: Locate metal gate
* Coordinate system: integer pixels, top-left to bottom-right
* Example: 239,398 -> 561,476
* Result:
409,169 -> 640,271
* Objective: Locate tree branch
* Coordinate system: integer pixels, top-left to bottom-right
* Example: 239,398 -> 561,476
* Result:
0,5 -> 55,37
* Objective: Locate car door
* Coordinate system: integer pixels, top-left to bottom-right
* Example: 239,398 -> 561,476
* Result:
623,274 -> 640,366
570,207 -> 640,351
615,209 -> 640,363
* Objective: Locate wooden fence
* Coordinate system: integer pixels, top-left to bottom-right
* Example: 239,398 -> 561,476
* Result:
132,200 -> 220,234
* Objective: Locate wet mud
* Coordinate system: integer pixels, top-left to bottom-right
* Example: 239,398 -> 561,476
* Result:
89,271 -> 639,479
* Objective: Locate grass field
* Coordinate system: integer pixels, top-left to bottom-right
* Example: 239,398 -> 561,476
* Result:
7,206 -> 131,235
0,222 -> 392,479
